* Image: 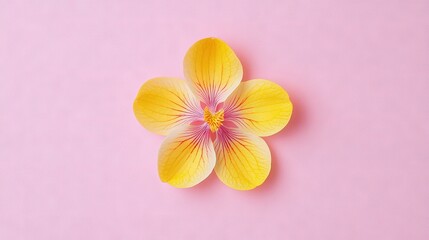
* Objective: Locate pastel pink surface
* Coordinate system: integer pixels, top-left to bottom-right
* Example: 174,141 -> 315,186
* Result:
1,0 -> 428,239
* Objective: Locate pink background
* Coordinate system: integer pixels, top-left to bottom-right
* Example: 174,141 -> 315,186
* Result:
1,0 -> 428,239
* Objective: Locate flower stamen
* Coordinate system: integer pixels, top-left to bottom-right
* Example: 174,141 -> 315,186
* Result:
203,106 -> 224,132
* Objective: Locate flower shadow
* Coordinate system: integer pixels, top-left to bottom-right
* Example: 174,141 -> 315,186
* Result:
228,41 -> 254,82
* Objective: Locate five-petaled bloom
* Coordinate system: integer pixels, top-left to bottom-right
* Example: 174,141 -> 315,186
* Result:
133,38 -> 293,190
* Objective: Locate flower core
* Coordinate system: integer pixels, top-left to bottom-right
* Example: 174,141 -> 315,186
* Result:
203,107 -> 224,132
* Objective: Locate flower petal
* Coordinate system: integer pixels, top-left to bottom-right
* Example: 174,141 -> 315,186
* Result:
183,37 -> 243,109
133,77 -> 202,136
224,79 -> 293,137
214,127 -> 271,190
158,125 -> 215,188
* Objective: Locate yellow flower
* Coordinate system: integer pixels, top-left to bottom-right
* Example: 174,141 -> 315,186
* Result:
133,38 -> 293,190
